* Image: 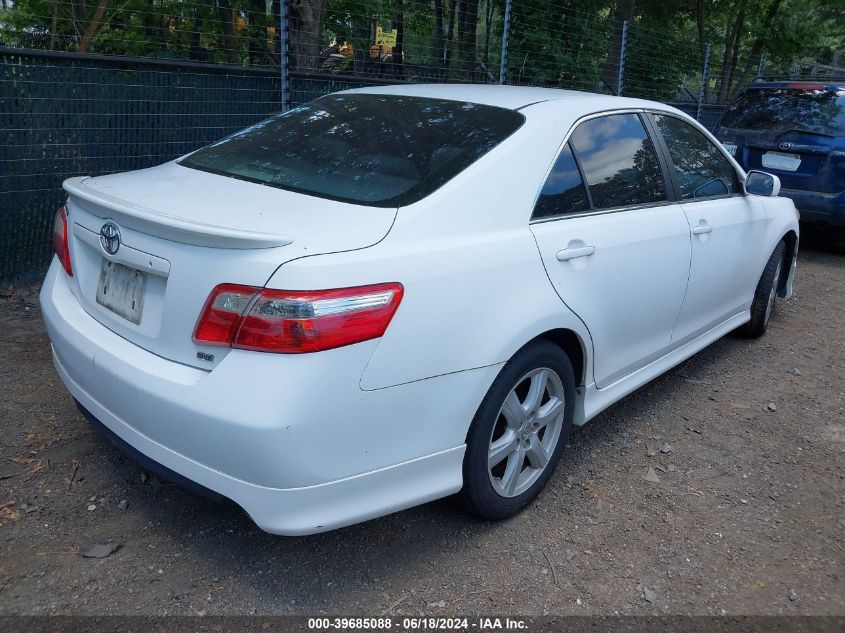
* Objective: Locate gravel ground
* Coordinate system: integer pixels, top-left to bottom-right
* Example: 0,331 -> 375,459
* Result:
0,228 -> 843,617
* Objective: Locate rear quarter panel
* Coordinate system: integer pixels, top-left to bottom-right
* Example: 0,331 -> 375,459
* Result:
265,100 -> 596,392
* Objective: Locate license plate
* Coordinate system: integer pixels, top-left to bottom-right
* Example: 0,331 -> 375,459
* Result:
722,142 -> 737,156
96,260 -> 146,324
762,151 -> 801,172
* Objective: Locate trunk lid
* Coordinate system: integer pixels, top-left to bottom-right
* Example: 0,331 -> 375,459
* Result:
719,127 -> 845,194
63,162 -> 397,370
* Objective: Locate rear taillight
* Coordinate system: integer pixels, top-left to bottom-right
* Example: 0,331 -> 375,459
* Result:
52,206 -> 72,276
193,282 -> 403,354
192,284 -> 257,347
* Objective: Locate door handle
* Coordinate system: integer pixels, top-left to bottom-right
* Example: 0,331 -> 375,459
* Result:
692,222 -> 713,235
556,245 -> 596,261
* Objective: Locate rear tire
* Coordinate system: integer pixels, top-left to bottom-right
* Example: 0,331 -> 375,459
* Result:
461,340 -> 575,521
738,240 -> 785,338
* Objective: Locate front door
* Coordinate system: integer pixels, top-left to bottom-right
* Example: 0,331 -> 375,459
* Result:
648,113 -> 768,344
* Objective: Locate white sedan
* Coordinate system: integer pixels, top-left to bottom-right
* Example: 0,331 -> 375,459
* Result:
41,84 -> 799,535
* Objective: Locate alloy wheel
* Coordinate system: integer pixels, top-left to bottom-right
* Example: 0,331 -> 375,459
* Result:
487,367 -> 566,498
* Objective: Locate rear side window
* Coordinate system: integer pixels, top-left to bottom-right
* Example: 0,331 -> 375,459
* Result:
532,143 -> 590,219
654,115 -> 741,199
719,87 -> 845,135
570,113 -> 666,209
180,94 -> 525,208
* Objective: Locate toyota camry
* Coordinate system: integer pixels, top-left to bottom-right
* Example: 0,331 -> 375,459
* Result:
40,84 -> 799,535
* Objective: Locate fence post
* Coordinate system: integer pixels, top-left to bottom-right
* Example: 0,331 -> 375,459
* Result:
616,20 -> 628,96
697,42 -> 711,122
757,54 -> 765,79
498,0 -> 512,84
279,0 -> 290,112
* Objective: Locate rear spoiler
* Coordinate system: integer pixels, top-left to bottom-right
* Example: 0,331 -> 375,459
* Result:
63,177 -> 294,249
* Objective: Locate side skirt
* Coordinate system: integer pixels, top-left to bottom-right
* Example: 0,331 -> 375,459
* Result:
574,311 -> 749,426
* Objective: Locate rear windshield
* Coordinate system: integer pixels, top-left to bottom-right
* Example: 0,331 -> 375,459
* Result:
719,86 -> 845,135
180,93 -> 525,207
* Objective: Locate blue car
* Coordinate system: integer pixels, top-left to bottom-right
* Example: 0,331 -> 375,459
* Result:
715,80 -> 845,226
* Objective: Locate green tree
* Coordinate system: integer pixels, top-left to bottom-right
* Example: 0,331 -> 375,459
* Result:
1,0 -> 842,89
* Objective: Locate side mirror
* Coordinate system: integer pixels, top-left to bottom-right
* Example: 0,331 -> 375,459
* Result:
745,170 -> 781,197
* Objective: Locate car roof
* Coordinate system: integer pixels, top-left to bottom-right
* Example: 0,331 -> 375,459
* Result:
340,83 -> 681,114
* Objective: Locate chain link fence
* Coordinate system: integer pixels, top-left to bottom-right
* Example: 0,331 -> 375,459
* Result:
1,0 -> 841,283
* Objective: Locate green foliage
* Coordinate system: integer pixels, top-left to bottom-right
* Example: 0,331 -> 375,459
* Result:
1,0 -> 842,99
507,3 -> 612,89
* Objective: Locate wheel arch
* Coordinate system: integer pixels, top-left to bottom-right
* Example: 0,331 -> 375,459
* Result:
482,326 -> 590,429
534,328 -> 588,388
778,229 -> 798,296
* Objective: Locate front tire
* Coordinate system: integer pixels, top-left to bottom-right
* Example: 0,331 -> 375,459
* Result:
739,240 -> 785,338
461,340 -> 575,521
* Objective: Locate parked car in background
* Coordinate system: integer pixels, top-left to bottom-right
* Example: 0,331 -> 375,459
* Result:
715,79 -> 845,227
41,85 -> 799,535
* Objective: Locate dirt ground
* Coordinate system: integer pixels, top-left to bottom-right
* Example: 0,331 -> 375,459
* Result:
0,228 -> 842,617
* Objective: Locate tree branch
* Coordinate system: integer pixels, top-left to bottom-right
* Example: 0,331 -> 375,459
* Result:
78,0 -> 109,53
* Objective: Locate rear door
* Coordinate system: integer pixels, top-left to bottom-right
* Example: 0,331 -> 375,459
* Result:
649,113 -> 768,344
530,112 -> 691,388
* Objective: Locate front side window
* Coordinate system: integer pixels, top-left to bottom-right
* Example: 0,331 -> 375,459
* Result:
569,113 -> 666,209
654,114 -> 740,199
532,142 -> 590,219
180,94 -> 525,208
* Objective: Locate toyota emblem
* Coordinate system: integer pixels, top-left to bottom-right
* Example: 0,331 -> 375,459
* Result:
778,141 -> 793,151
99,222 -> 121,256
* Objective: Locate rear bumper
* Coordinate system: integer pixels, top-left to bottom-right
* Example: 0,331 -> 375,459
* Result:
74,400 -> 228,503
780,188 -> 845,226
59,357 -> 462,535
40,260 -> 493,534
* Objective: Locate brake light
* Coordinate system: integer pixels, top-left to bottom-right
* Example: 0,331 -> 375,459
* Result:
192,284 -> 257,346
52,206 -> 72,276
193,282 -> 403,353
